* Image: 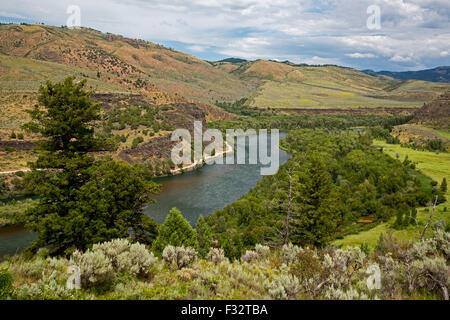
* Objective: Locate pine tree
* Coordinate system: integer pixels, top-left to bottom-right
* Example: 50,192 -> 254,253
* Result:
152,207 -> 197,256
196,215 -> 212,258
441,178 -> 447,193
23,77 -> 160,255
0,177 -> 8,198
291,156 -> 342,246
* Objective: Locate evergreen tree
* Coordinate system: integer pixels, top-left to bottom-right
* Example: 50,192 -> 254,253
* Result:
291,156 -> 342,246
441,178 -> 447,193
152,208 -> 197,256
0,177 -> 8,199
23,77 -> 160,255
196,215 -> 212,258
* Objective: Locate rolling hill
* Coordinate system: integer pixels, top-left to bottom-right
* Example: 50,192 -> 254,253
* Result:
412,92 -> 450,130
213,59 -> 449,109
0,24 -> 257,104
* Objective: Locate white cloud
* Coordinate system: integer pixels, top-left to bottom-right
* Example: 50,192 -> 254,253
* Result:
390,54 -> 414,62
187,45 -> 207,52
346,53 -> 377,58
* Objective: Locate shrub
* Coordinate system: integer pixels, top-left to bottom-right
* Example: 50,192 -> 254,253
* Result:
15,271 -> 74,300
131,136 -> 144,149
70,250 -> 114,288
241,250 -> 259,263
281,243 -> 303,265
85,239 -> 157,278
0,269 -> 13,299
18,258 -> 47,280
241,244 -> 270,263
324,286 -> 370,300
411,256 -> 449,299
322,247 -> 366,290
206,248 -> 228,265
116,243 -> 157,277
162,245 -> 197,269
264,274 -> 301,300
255,244 -> 270,258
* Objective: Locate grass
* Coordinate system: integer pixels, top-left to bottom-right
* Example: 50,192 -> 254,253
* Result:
0,150 -> 37,171
0,54 -> 128,93
333,139 -> 449,248
251,81 -> 425,109
246,64 -> 449,109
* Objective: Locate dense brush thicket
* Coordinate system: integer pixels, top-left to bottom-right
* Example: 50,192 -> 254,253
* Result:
0,232 -> 448,300
209,113 -> 414,132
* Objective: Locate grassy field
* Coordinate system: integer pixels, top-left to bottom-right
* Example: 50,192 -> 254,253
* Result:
242,63 -> 449,109
0,150 -> 36,171
333,138 -> 449,248
250,81 -> 424,109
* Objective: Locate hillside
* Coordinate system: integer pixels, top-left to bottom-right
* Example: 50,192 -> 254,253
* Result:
0,24 -> 257,104
413,92 -> 450,130
213,59 -> 450,109
363,66 -> 450,83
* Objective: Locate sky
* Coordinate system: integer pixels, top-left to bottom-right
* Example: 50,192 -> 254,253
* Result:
1,0 -> 449,71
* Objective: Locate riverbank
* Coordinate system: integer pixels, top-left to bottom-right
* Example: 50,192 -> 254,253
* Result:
0,198 -> 35,228
169,141 -> 234,175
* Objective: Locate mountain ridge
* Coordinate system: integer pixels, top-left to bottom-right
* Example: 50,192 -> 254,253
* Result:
362,66 -> 450,83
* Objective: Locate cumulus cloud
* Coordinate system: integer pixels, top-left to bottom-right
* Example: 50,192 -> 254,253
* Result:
0,0 -> 449,71
346,53 -> 377,58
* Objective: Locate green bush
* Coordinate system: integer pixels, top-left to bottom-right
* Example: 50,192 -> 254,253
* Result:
0,269 -> 14,299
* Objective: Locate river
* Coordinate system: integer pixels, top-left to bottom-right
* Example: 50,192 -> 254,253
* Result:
0,132 -> 289,258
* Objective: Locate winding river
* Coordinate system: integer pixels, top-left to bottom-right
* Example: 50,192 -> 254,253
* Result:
0,132 -> 289,258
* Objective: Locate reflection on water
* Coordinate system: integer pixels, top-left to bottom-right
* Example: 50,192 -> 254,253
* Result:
0,224 -> 37,260
0,132 -> 289,258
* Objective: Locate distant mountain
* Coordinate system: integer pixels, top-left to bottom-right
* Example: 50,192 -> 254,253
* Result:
216,58 -> 248,64
362,66 -> 450,83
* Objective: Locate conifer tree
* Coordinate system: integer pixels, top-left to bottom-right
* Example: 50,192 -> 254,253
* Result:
196,215 -> 212,258
152,207 -> 197,256
23,77 -> 160,255
441,178 -> 447,193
